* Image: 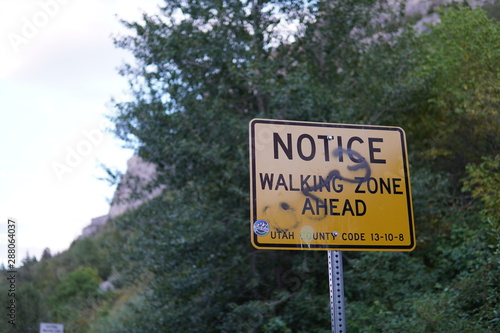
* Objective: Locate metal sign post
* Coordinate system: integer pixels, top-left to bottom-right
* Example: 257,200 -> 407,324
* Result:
328,251 -> 346,333
249,119 -> 416,332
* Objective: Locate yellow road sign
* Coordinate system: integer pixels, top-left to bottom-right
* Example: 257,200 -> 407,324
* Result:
249,119 -> 415,251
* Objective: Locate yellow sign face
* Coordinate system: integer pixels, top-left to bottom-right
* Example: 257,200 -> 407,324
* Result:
249,119 -> 415,251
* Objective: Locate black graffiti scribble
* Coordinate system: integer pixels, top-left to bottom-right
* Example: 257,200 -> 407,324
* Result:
267,148 -> 371,226
302,148 -> 371,202
263,203 -> 301,233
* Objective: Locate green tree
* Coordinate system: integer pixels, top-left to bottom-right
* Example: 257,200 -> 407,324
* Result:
41,248 -> 52,260
109,1 -> 411,332
52,267 -> 100,303
463,155 -> 500,227
49,267 -> 101,333
106,1 -> 499,332
409,6 -> 500,175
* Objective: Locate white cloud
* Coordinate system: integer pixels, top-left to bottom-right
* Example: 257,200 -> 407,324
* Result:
0,0 -> 160,265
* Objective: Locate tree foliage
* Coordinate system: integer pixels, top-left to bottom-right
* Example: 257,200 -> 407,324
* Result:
410,6 -> 500,176
0,226 -> 117,333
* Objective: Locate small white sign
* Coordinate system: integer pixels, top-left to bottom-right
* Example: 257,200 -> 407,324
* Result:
40,323 -> 64,333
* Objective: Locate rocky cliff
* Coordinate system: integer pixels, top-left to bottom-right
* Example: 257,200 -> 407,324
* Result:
80,154 -> 163,238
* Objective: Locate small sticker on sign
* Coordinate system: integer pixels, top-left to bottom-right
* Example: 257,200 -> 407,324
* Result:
253,220 -> 270,236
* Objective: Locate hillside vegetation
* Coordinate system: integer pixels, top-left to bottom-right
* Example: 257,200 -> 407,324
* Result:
2,1 -> 499,332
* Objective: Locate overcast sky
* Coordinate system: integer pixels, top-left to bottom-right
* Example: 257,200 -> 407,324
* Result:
0,0 -> 161,266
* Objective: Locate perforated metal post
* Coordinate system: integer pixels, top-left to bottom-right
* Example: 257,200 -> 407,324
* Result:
328,250 -> 346,333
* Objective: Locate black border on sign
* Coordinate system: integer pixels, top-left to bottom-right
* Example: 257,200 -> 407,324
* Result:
249,118 -> 415,251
